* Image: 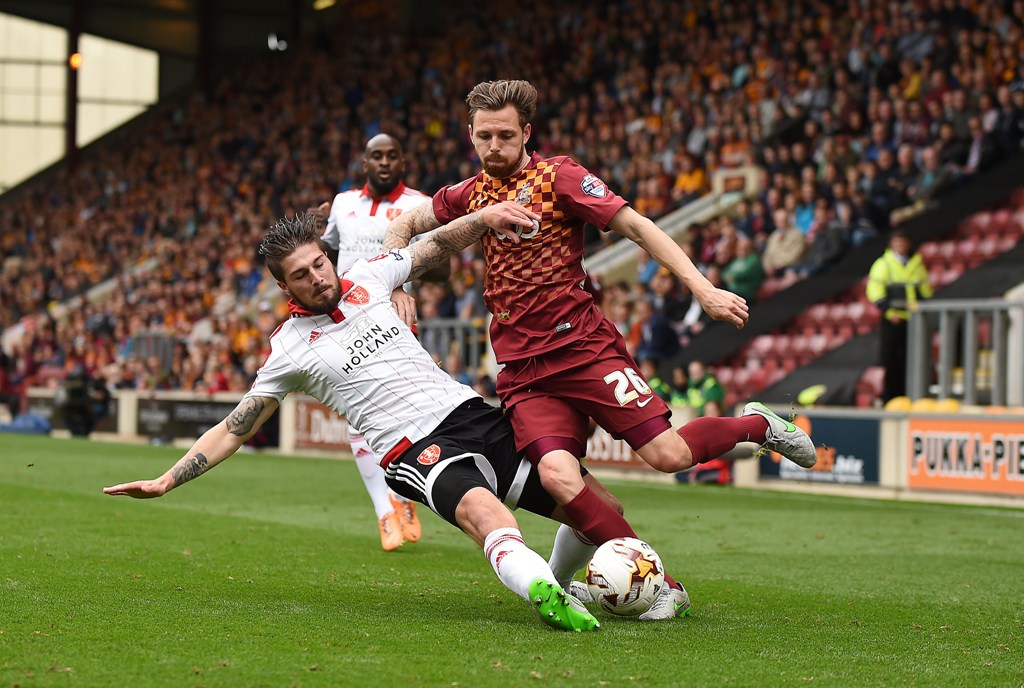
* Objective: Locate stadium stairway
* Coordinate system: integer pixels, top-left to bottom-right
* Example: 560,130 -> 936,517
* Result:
663,150 -> 1024,408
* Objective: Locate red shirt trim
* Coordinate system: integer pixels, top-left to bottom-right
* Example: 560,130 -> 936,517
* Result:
381,436 -> 413,468
360,181 -> 407,204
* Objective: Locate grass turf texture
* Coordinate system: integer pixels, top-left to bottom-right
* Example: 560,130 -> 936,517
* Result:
2,434 -> 1022,687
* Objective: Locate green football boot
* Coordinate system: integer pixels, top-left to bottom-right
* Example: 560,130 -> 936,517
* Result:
528,578 -> 601,632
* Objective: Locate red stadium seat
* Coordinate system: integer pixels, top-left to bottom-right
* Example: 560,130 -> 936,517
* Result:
807,334 -> 830,357
749,334 -> 775,358
748,368 -> 769,391
976,237 -> 999,259
998,234 -> 1018,253
918,242 -> 940,261
991,208 -> 1013,228
715,367 -> 735,386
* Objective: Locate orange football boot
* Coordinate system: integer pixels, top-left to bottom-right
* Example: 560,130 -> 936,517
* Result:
389,494 -> 422,543
378,511 -> 404,551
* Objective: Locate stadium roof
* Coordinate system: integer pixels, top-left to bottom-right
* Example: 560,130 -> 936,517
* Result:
0,0 -> 402,62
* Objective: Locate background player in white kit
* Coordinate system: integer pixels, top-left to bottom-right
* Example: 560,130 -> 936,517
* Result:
103,207 -> 604,632
319,133 -> 436,551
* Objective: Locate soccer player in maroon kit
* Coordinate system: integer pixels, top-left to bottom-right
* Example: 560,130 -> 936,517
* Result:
385,80 -> 816,619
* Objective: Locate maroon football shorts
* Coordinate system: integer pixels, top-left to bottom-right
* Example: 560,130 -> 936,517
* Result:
496,318 -> 671,463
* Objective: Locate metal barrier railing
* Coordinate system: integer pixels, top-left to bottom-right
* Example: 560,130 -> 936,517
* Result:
417,318 -> 489,374
906,298 -> 1024,405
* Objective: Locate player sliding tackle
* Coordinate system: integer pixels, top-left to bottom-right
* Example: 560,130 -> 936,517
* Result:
384,78 -> 818,621
106,206 -> 639,631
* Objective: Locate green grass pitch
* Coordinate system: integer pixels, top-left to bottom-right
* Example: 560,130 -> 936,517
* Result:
2,433 -> 1022,687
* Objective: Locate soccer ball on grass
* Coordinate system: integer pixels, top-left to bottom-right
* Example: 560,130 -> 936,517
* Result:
585,537 -> 665,616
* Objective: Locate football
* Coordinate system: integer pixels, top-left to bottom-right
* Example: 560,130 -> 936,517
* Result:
585,537 -> 665,616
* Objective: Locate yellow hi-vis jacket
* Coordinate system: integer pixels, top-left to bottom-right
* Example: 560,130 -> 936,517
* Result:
865,248 -> 934,321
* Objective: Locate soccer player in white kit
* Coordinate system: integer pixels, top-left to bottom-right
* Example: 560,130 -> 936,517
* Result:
320,133 -> 435,551
103,207 -> 603,631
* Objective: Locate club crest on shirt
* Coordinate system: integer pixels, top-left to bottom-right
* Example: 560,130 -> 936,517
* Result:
386,207 -> 403,221
581,174 -> 607,198
344,286 -> 370,305
516,183 -> 533,205
417,444 -> 441,465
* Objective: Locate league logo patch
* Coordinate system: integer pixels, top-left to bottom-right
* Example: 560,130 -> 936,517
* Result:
308,330 -> 323,344
344,286 -> 370,305
416,444 -> 441,466
581,174 -> 607,198
386,207 -> 403,221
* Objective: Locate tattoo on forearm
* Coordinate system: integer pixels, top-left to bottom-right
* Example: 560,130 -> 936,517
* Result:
409,214 -> 489,280
172,452 -> 208,487
226,397 -> 265,436
383,204 -> 436,249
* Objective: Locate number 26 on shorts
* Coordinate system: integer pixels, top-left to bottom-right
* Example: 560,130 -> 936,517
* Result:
603,368 -> 652,406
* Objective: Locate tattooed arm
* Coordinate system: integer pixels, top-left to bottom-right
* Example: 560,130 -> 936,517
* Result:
406,201 -> 540,280
103,396 -> 280,499
383,202 -> 442,250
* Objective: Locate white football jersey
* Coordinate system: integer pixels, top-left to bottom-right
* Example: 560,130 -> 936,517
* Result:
244,248 -> 478,463
321,182 -> 429,274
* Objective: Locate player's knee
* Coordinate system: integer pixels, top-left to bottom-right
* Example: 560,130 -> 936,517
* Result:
537,456 -> 585,503
644,448 -> 693,474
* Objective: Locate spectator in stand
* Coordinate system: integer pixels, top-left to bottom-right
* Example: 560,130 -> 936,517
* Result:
628,299 -> 681,364
793,183 -> 817,235
638,358 -> 672,402
667,366 -> 689,407
681,360 -> 731,485
993,85 -> 1023,152
893,144 -> 920,197
907,146 -> 955,203
789,205 -> 850,278
936,121 -> 969,170
648,269 -> 691,323
444,351 -> 474,387
721,235 -> 765,302
762,209 -> 807,277
670,154 -> 708,207
635,248 -> 660,287
961,115 -> 999,176
866,230 -> 933,402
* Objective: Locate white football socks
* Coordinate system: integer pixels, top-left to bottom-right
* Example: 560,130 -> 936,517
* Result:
548,525 -> 597,589
351,436 -> 395,520
483,527 -> 558,601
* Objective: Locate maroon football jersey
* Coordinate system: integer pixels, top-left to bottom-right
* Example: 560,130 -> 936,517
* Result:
433,153 -> 626,363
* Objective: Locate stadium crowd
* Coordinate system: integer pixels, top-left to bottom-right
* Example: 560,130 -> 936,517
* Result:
1,0 -> 1023,410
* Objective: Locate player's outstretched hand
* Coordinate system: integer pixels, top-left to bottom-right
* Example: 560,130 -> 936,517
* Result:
103,478 -> 170,499
481,201 -> 541,243
391,287 -> 418,330
699,288 -> 750,328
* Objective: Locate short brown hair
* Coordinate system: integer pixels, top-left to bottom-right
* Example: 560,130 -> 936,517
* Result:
259,212 -> 329,281
466,80 -> 538,127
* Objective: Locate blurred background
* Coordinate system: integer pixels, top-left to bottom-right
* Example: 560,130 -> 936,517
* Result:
0,0 -> 1021,495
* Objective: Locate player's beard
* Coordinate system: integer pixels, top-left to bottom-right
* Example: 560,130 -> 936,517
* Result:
370,173 -> 399,196
482,149 -> 526,179
294,280 -> 342,315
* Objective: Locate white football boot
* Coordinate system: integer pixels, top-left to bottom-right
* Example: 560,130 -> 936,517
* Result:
742,401 -> 817,468
568,581 -> 595,604
638,581 -> 691,621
